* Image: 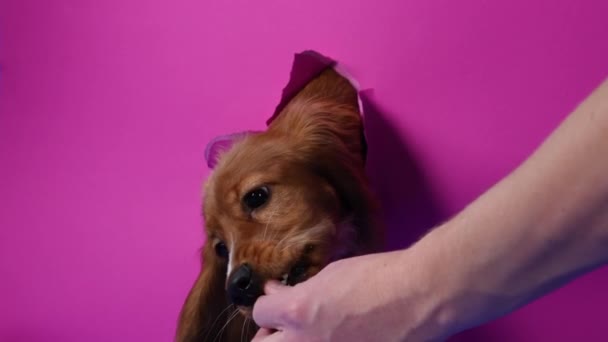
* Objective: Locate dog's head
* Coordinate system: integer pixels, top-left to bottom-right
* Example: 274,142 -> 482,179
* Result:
177,68 -> 380,341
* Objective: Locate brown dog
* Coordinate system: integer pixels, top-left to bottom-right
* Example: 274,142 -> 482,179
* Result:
176,60 -> 382,342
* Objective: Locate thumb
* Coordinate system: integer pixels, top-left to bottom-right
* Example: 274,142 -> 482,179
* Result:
253,281 -> 292,329
264,280 -> 289,295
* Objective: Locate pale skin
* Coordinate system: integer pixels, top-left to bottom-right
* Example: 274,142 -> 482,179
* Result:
251,76 -> 608,341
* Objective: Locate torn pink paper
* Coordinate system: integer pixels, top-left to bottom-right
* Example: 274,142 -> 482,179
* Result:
204,50 -> 369,169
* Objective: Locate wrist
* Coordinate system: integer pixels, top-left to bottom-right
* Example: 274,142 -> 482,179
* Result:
388,237 -> 469,340
400,225 -> 490,339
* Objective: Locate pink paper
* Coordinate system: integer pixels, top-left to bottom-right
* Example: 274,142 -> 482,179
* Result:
205,50 -> 369,169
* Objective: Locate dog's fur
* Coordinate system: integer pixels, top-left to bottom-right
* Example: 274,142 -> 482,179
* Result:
176,68 -> 382,342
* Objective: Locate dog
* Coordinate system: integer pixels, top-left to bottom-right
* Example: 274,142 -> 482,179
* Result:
176,52 -> 383,342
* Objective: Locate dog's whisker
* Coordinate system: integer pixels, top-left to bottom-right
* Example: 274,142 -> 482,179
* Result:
203,304 -> 235,342
213,309 -> 240,342
276,230 -> 309,252
240,317 -> 246,342
262,208 -> 278,241
275,228 -> 298,249
269,229 -> 281,243
247,317 -> 252,337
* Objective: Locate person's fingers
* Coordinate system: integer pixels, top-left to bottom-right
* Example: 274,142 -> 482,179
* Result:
253,283 -> 293,328
251,327 -> 273,341
264,280 -> 288,295
251,327 -> 276,341
251,328 -> 286,342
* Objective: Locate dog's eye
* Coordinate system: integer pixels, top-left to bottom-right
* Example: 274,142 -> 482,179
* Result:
243,186 -> 270,210
214,241 -> 229,258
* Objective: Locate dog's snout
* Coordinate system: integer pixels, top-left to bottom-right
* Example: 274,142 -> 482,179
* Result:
227,263 -> 263,307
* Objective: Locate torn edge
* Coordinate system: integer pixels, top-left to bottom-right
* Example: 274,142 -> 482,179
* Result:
204,50 -> 370,169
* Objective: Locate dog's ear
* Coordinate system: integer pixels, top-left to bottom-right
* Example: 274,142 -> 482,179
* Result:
268,68 -> 366,164
205,131 -> 262,169
268,68 -> 382,253
176,240 -> 231,342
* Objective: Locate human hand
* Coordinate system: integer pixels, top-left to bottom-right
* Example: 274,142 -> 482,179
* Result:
252,250 -> 451,342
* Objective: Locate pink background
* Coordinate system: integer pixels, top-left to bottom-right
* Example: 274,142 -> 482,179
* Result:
1,1 -> 608,341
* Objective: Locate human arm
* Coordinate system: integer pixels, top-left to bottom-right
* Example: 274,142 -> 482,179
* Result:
252,77 -> 608,341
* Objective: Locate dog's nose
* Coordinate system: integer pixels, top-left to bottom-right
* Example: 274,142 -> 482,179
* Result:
227,263 -> 263,307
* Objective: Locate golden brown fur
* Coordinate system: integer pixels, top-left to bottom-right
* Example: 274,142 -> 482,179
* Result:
176,68 -> 382,342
